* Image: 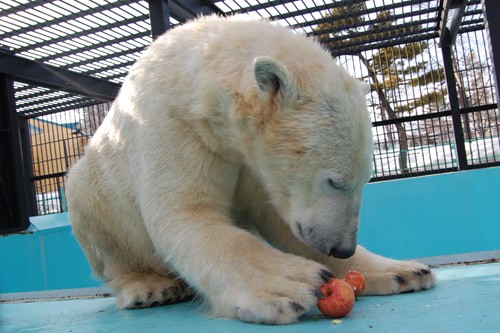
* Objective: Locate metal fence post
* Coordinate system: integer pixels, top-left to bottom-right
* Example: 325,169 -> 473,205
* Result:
482,0 -> 500,106
18,116 -> 38,216
0,74 -> 30,233
441,44 -> 469,170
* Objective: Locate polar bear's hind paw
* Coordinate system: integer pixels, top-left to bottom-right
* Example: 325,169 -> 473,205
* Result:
109,272 -> 195,309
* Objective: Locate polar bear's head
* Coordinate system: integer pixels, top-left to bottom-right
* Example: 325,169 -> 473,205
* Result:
243,56 -> 373,259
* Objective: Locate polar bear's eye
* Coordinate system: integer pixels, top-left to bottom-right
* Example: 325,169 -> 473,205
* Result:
327,178 -> 344,190
296,94 -> 310,104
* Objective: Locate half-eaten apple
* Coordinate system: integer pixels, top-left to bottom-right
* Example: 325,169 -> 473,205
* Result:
316,278 -> 355,318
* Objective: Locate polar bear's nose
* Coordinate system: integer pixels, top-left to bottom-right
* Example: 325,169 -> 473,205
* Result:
328,246 -> 355,259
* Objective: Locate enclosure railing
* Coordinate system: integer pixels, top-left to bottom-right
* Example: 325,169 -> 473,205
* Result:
22,97 -> 499,216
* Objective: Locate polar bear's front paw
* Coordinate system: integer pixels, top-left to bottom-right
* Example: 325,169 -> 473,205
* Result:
362,260 -> 436,295
213,256 -> 331,324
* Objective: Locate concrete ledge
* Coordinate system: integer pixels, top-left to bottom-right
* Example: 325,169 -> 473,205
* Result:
1,263 -> 499,332
0,286 -> 113,303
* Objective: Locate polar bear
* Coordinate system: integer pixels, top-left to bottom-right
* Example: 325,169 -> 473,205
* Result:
66,16 -> 435,324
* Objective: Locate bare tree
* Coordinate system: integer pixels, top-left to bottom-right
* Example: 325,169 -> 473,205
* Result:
459,52 -> 496,138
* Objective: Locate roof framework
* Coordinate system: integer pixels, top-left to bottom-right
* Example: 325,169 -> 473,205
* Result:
0,0 -> 485,116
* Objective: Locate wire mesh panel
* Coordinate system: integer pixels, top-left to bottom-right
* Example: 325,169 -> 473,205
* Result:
453,29 -> 500,168
34,175 -> 67,215
24,97 -> 110,215
464,106 -> 500,167
329,2 -> 499,179
336,36 -> 456,179
371,116 -> 458,179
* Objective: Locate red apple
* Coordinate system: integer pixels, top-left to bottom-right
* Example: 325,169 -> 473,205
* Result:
317,278 -> 355,318
343,270 -> 366,296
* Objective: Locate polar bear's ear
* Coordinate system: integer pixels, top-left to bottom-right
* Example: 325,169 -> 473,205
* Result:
253,56 -> 294,105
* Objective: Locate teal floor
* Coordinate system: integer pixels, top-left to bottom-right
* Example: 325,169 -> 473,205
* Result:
1,262 -> 499,333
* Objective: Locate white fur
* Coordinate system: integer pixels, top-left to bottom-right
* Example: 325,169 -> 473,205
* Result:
66,16 -> 435,324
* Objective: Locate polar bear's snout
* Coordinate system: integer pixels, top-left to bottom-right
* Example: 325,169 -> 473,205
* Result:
289,187 -> 361,259
296,224 -> 358,259
294,214 -> 359,259
319,227 -> 358,259
327,239 -> 357,259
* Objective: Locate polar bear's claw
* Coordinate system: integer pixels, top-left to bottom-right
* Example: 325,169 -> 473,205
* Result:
393,274 -> 407,285
414,268 -> 432,276
289,301 -> 305,313
319,269 -> 335,282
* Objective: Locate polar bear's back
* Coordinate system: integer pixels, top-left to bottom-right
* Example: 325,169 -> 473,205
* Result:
152,15 -> 332,66
129,16 -> 337,99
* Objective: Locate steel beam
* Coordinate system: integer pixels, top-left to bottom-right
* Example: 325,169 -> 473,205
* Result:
172,0 -> 222,18
148,0 -> 171,39
0,50 -> 120,102
147,0 -> 221,39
